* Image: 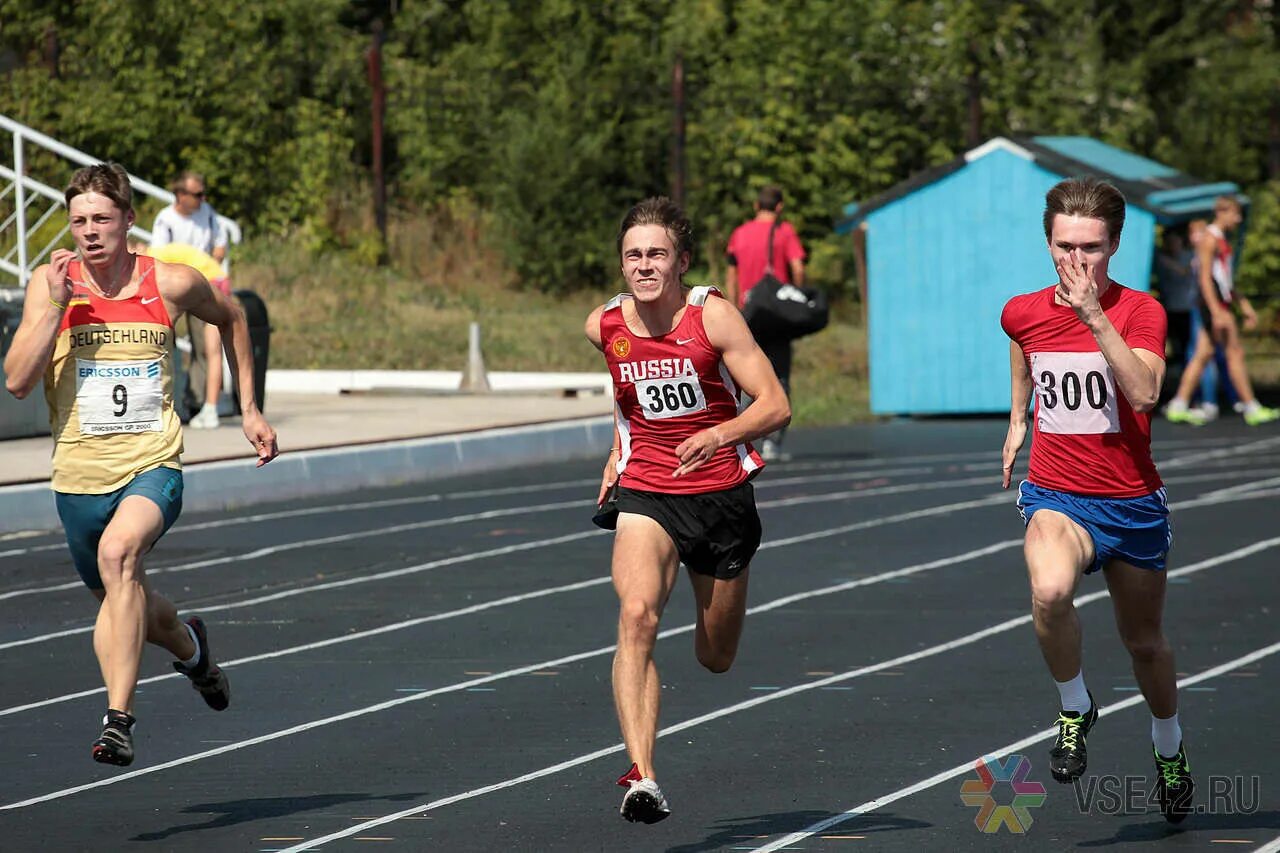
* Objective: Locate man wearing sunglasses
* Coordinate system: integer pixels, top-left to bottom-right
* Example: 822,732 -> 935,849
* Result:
151,171 -> 230,429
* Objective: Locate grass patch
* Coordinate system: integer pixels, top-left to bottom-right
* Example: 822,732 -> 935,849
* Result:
234,209 -> 872,424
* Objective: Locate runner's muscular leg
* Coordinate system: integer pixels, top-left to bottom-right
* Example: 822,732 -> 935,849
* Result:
687,568 -> 750,673
1024,510 -> 1093,682
1104,559 -> 1177,718
94,495 -> 174,713
611,512 -> 680,780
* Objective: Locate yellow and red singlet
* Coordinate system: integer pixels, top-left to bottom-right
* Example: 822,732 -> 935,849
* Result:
44,255 -> 183,493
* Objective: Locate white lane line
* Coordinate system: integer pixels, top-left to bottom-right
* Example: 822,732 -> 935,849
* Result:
0,531 -> 605,652
773,435 -> 1253,475
0,473 -> 1011,644
1159,436 -> 1280,470
0,461 -> 954,565
0,574 -> 617,719
0,496 -> 1017,715
0,481 -> 594,560
1252,835 -> 1280,852
0,462 -> 977,597
0,498 -> 589,601
2,434 -> 1255,559
752,639 -> 1280,852
7,528 -> 1279,816
0,541 -> 1023,811
272,537 -> 1280,851
5,473 -> 1280,709
1195,475 -> 1280,500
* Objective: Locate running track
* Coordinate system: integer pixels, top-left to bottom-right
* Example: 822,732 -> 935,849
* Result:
1,420 -> 1277,852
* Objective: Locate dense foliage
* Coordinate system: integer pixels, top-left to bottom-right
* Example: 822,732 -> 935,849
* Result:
3,0 -> 1278,295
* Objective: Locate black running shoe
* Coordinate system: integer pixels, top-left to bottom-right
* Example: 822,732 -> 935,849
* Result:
91,709 -> 136,766
173,615 -> 230,711
1049,694 -> 1099,783
617,763 -> 671,824
1154,742 -> 1194,823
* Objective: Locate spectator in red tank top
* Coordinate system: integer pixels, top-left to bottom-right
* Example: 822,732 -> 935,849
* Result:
585,197 -> 789,824
1000,177 -> 1192,821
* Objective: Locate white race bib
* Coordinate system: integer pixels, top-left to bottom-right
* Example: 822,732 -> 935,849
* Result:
634,376 -> 707,420
1031,352 -> 1120,435
75,358 -> 165,434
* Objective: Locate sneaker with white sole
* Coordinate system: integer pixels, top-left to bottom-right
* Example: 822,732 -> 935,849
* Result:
1244,404 -> 1280,426
617,763 -> 671,824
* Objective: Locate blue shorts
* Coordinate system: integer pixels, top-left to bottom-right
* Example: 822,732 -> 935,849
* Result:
55,467 -> 184,591
1017,480 -> 1171,574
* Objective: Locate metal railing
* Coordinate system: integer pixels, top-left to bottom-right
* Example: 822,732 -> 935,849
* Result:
1,112 -> 241,289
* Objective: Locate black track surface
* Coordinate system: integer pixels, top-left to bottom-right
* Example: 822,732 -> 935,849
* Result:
2,420 -> 1277,852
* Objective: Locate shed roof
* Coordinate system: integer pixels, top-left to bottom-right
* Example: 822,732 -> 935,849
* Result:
836,136 -> 1245,233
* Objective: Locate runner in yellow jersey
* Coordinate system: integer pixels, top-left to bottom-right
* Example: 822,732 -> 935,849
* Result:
3,163 -> 278,766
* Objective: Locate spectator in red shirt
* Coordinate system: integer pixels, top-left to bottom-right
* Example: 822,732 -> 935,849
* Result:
724,186 -> 806,460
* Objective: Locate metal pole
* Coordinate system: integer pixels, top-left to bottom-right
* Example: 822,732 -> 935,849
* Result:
14,133 -> 27,288
368,18 -> 388,264
671,51 -> 685,209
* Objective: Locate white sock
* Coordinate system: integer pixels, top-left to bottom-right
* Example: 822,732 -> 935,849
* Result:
1244,400 -> 1263,415
1152,712 -> 1183,758
1055,671 -> 1091,714
179,622 -> 201,668
1166,398 -> 1188,413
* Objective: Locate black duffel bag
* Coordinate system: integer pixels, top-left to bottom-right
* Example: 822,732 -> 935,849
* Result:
740,220 -> 829,340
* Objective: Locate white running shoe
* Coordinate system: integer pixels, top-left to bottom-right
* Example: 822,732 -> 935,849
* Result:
189,403 -> 220,429
617,763 -> 671,824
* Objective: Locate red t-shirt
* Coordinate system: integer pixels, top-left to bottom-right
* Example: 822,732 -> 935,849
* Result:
725,219 -> 806,307
1001,284 -> 1166,497
600,286 -> 763,494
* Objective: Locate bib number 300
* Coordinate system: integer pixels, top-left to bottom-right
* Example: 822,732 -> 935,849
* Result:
634,376 -> 708,420
1031,352 -> 1120,435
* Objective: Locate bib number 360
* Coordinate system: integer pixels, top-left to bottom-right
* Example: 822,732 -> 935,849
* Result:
634,376 -> 708,420
1031,351 -> 1120,435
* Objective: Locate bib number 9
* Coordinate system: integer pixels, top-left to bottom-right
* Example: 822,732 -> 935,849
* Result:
74,358 -> 164,434
1031,352 -> 1120,435
634,377 -> 707,420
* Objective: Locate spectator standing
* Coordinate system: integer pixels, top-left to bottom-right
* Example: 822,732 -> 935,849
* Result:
724,186 -> 806,460
151,170 -> 228,429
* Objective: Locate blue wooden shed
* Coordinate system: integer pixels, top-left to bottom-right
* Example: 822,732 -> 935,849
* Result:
836,136 -> 1245,415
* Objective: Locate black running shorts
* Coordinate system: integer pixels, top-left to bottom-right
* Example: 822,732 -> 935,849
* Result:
615,481 -> 761,579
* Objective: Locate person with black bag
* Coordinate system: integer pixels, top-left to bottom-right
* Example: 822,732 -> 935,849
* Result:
725,186 -> 809,460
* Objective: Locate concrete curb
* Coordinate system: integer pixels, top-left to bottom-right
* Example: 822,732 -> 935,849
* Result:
266,369 -> 612,395
0,415 -> 613,535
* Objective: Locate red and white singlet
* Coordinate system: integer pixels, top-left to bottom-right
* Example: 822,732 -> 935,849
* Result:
601,286 -> 763,494
1204,224 -> 1235,305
